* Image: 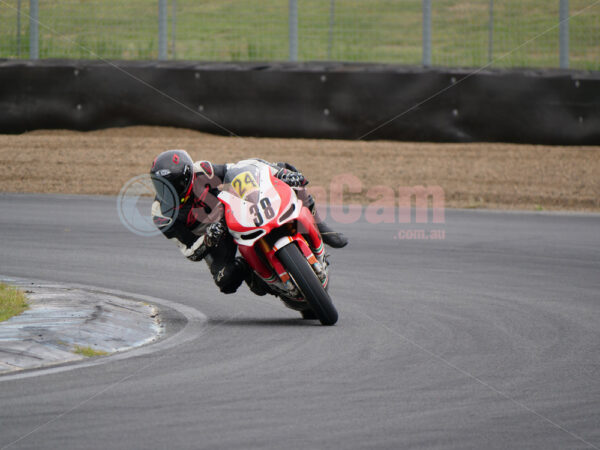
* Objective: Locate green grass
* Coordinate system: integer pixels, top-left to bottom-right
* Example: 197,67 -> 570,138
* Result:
0,283 -> 28,322
73,345 -> 108,357
0,0 -> 598,70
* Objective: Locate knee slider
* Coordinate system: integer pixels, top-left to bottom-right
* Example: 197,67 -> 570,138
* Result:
214,259 -> 248,294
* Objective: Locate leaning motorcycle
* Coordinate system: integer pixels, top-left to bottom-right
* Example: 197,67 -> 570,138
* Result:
217,159 -> 338,326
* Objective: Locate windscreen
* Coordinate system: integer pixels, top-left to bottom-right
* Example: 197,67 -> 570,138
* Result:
222,161 -> 264,202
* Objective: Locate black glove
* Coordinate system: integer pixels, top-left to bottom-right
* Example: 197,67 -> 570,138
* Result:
276,169 -> 308,188
205,221 -> 226,247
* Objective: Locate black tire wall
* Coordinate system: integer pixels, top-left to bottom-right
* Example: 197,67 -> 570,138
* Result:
0,60 -> 598,144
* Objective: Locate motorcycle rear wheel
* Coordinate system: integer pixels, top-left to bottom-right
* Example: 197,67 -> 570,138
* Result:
276,243 -> 338,326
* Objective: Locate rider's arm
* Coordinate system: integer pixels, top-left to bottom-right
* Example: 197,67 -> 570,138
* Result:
260,161 -> 308,187
274,163 -> 308,187
219,159 -> 306,188
152,200 -> 210,262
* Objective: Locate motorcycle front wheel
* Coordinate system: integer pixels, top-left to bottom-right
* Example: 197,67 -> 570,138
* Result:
276,243 -> 338,326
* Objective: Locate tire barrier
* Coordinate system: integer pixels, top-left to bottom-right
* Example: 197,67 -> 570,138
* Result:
0,60 -> 598,144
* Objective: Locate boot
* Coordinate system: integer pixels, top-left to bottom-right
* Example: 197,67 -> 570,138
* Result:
244,268 -> 269,296
316,220 -> 348,249
305,195 -> 348,249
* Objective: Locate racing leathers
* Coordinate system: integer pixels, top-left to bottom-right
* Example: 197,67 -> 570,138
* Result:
152,159 -> 346,294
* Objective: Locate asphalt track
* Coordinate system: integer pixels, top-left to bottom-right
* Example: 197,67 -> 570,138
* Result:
0,193 -> 599,450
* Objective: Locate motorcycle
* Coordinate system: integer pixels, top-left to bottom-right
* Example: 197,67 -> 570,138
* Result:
217,159 -> 338,325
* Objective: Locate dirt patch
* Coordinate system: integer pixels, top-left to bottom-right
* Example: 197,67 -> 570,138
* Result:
1,126 -> 599,211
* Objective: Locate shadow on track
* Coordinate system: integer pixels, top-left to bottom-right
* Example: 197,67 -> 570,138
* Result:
207,317 -> 322,327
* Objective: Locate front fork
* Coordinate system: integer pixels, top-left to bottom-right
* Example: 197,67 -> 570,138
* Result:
237,207 -> 329,296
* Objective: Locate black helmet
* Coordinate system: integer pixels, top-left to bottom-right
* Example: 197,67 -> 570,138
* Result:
150,150 -> 195,204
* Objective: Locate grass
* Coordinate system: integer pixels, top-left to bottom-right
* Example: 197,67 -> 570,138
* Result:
0,0 -> 597,70
0,283 -> 28,322
73,345 -> 108,357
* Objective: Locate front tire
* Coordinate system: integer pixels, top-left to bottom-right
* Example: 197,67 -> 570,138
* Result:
276,243 -> 338,326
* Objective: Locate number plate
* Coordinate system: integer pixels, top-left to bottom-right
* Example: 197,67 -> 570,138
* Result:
231,171 -> 259,199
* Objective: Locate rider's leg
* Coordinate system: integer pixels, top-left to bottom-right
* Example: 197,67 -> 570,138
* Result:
204,234 -> 249,294
245,271 -> 269,297
205,233 -> 270,296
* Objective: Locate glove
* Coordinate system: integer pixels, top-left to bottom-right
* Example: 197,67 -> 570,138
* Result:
205,221 -> 226,247
276,169 -> 308,188
181,237 -> 209,262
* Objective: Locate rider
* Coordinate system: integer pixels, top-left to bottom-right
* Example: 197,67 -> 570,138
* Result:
150,149 -> 348,296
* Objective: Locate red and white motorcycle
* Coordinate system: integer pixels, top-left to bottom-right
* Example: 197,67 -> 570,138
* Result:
217,159 -> 338,325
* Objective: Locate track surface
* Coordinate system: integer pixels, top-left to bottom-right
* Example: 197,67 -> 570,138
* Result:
0,193 -> 599,449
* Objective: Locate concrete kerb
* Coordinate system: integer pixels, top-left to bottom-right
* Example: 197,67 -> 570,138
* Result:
0,276 -> 207,378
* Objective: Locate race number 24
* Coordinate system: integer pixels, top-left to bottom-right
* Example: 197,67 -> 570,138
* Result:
232,171 -> 259,200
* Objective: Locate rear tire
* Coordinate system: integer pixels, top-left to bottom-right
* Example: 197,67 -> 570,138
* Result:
277,244 -> 338,326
